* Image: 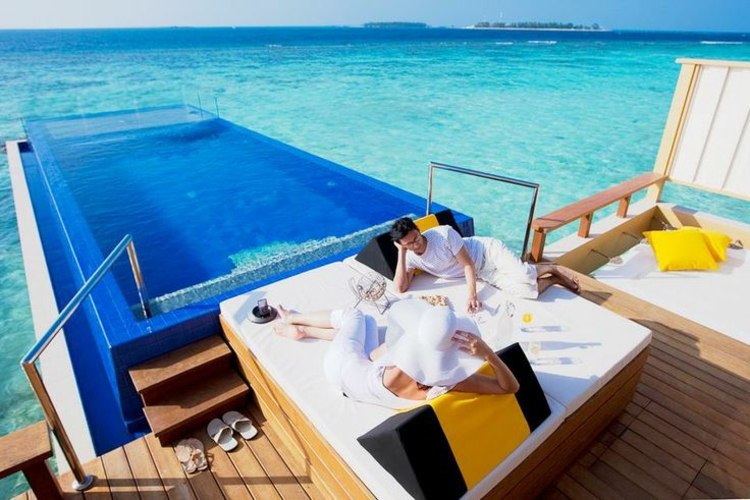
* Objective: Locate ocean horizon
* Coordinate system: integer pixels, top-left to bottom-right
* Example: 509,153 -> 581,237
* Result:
1,26 -> 749,497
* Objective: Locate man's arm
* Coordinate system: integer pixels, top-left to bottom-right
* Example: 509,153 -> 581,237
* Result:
393,242 -> 415,293
455,246 -> 480,312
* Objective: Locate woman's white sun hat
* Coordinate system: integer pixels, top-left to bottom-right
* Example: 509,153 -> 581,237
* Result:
386,298 -> 484,386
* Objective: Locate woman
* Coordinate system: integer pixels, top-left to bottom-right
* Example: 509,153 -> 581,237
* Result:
273,298 -> 519,409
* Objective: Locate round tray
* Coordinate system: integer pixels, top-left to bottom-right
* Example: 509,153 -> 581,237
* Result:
248,305 -> 277,324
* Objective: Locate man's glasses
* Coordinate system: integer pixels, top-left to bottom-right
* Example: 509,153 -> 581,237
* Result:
401,233 -> 422,247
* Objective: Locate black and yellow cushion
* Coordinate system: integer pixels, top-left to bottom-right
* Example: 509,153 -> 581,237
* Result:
357,343 -> 550,499
354,209 -> 463,280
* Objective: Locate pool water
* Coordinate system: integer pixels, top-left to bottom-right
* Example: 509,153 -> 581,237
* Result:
25,106 -> 424,311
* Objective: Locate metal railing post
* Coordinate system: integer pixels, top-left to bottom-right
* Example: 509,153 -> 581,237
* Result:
21,363 -> 94,491
426,161 -> 540,261
20,234 -> 152,491
126,241 -> 151,319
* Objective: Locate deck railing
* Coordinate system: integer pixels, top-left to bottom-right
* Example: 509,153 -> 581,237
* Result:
529,172 -> 666,262
21,234 -> 150,491
426,161 -> 540,261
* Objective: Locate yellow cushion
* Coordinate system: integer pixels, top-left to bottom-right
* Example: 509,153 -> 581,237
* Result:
427,363 -> 530,488
643,229 -> 718,271
411,214 -> 441,275
679,226 -> 732,262
414,213 -> 440,232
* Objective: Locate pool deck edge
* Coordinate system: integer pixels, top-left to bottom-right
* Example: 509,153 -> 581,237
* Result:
6,139 -> 96,470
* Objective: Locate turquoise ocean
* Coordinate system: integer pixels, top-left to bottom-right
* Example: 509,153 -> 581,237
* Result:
1,27 -> 749,496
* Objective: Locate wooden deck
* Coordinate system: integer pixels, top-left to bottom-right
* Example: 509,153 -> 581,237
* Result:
14,274 -> 750,499
541,274 -> 750,500
16,403 -> 324,500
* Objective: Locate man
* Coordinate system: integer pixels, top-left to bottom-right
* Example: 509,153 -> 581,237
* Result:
390,217 -> 580,313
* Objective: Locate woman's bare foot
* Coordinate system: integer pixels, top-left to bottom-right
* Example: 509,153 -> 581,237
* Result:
273,322 -> 306,340
277,304 -> 292,323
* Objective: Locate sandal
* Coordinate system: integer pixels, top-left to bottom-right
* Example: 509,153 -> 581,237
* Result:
175,438 -> 208,473
222,410 -> 258,440
207,418 -> 238,451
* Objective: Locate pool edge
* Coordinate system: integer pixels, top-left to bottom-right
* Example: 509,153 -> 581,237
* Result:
6,139 -> 96,470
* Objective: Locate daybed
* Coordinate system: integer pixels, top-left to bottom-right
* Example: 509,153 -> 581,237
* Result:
533,58 -> 750,348
219,256 -> 651,498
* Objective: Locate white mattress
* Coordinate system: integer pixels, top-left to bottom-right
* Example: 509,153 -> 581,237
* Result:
595,243 -> 750,345
220,258 -> 651,498
346,256 -> 651,413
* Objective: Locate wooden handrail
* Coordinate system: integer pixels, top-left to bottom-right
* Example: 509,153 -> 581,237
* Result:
529,172 -> 666,262
0,421 -> 62,499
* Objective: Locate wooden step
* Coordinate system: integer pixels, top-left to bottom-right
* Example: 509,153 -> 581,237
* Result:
143,370 -> 250,446
129,335 -> 232,405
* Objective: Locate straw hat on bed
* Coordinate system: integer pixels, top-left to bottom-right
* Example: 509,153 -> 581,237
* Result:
386,299 -> 484,387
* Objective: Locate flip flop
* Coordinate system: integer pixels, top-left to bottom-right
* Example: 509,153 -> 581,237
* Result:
207,418 -> 238,452
222,410 -> 258,440
175,438 -> 208,473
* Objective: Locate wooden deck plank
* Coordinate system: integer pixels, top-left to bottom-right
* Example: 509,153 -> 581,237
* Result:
588,459 -> 654,500
684,485 -> 711,499
555,474 -> 598,500
628,412 -> 707,471
650,329 -> 750,381
587,442 -> 608,459
714,438 -> 750,472
566,462 -> 627,500
639,372 -> 750,440
636,383 -> 729,449
619,428 -> 698,483
599,447 -> 679,499
648,342 -> 750,402
224,438 -> 283,500
608,438 -> 690,496
538,486 -> 571,500
179,468 -> 223,499
644,363 -> 750,424
122,437 -> 167,500
707,448 -> 750,487
641,401 -> 718,452
623,400 -> 644,418
242,416 -> 310,500
143,433 -> 196,500
631,392 -> 650,408
193,428 -> 253,500
245,404 -> 322,500
649,336 -> 750,394
100,447 -> 139,500
694,462 -> 750,499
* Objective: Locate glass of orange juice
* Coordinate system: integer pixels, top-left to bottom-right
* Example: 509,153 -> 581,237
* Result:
521,310 -> 540,361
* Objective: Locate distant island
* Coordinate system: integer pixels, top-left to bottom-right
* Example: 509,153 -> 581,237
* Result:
364,22 -> 428,29
472,21 -> 602,30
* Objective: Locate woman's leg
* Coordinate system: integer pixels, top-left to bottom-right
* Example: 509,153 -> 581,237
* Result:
273,305 -> 337,341
278,305 -> 333,327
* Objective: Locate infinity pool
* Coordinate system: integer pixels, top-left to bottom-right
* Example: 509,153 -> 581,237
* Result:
19,105 -> 436,453
25,106 -> 425,313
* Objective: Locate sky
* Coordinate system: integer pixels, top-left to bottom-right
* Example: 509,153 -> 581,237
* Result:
1,0 -> 749,32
